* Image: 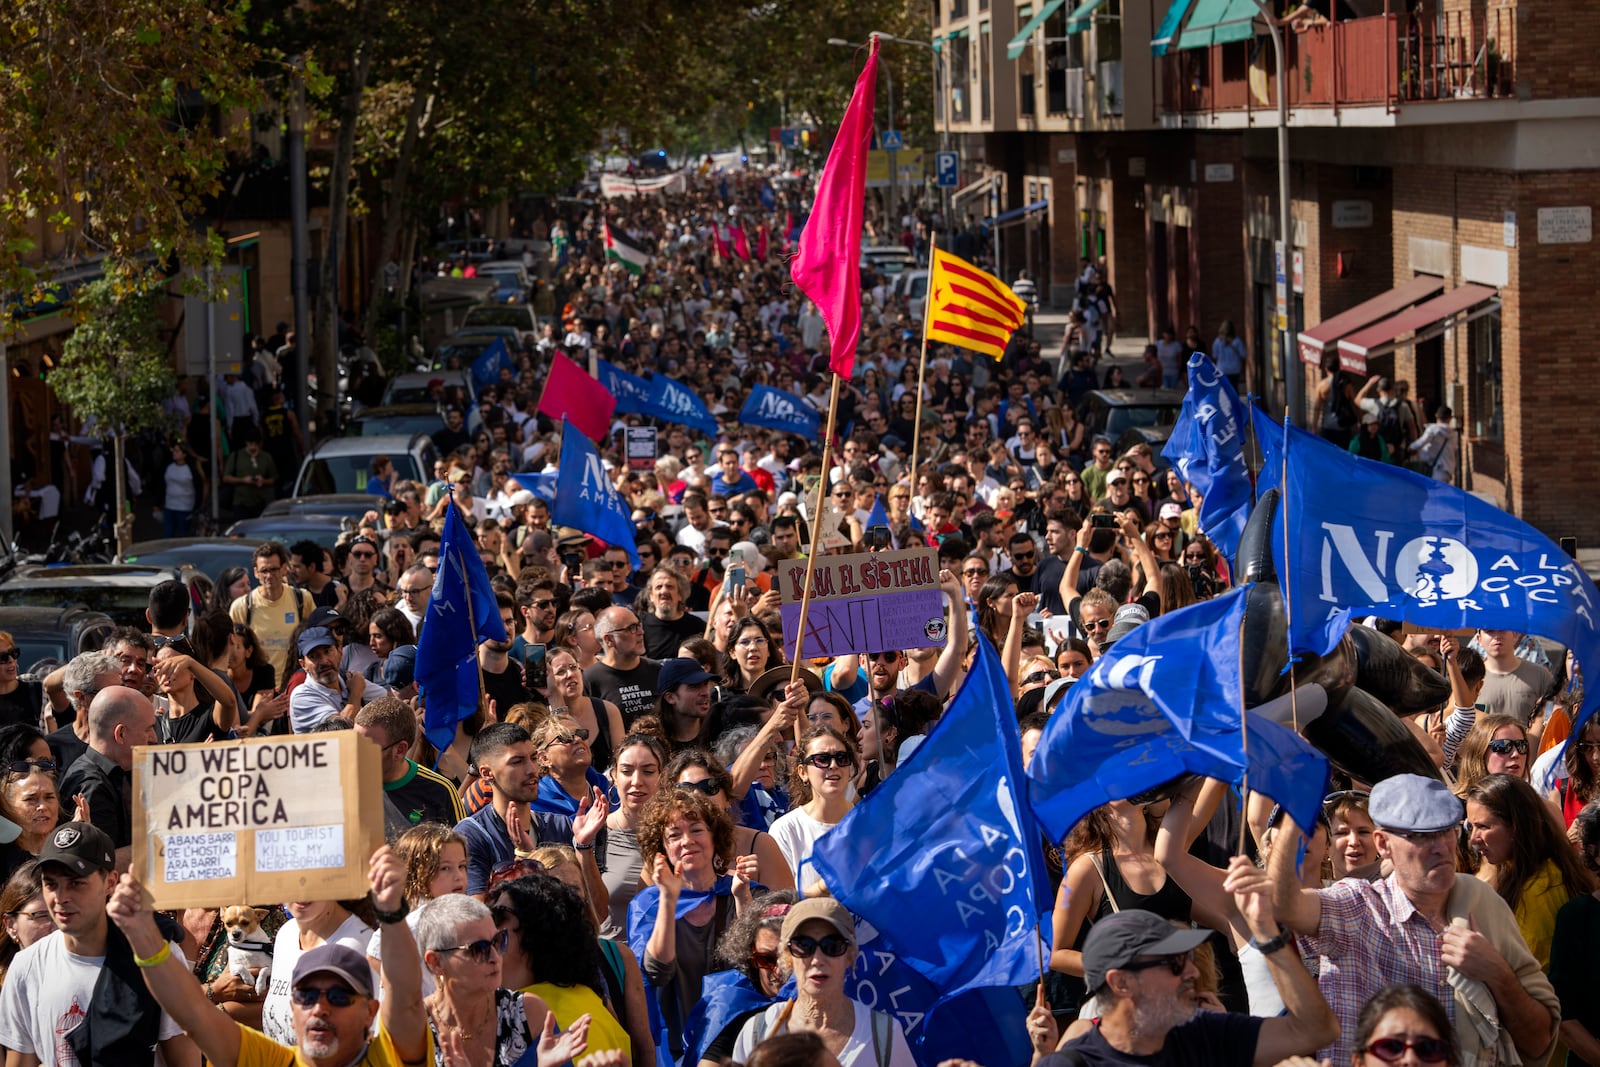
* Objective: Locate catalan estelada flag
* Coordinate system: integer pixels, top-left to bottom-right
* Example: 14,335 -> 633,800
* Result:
925,248 -> 1027,360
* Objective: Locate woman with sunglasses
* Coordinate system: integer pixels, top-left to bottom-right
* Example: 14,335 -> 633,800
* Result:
532,712 -> 614,820
1348,983 -> 1459,1066
688,889 -> 804,1067
419,892 -> 569,1067
729,897 -> 914,1067
1464,774 -> 1595,971
722,617 -> 784,696
0,633 -> 43,731
0,725 -> 74,878
667,749 -> 793,892
544,648 -> 624,776
627,788 -> 748,1064
769,728 -> 858,892
1453,714 -> 1531,795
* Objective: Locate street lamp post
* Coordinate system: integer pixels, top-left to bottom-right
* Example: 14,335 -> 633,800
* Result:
1251,1 -> 1299,424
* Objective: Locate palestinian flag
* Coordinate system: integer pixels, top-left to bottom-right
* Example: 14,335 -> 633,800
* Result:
604,223 -> 651,275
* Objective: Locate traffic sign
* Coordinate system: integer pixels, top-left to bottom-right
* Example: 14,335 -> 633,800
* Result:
936,151 -> 959,189
880,130 -> 904,151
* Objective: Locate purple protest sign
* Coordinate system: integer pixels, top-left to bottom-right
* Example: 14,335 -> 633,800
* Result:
778,548 -> 949,659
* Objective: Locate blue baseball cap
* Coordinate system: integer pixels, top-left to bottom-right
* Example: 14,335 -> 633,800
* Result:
657,657 -> 714,693
383,644 -> 418,689
297,626 -> 337,657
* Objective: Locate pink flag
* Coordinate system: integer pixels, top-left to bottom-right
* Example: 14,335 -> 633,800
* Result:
537,355 -> 616,442
732,225 -> 751,262
711,225 -> 730,260
791,38 -> 877,379
756,226 -> 769,261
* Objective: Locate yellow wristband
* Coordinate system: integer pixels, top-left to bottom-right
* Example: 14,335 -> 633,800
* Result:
134,941 -> 173,969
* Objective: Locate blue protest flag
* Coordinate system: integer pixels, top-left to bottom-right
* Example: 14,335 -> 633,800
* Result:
1254,411 -> 1600,729
510,472 -> 557,503
1027,586 -> 1251,843
1161,352 -> 1252,566
415,501 -> 507,752
470,338 -> 514,393
865,494 -> 889,530
1245,716 -> 1329,840
595,357 -> 654,416
758,183 -> 776,210
645,373 -> 719,437
740,383 -> 822,438
551,420 -> 642,569
811,628 -> 1051,995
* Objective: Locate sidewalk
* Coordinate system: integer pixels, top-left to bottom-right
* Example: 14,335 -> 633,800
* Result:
1026,305 -> 1147,374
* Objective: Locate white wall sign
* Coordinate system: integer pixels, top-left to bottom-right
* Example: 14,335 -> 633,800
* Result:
1537,206 -> 1592,245
1460,245 -> 1509,288
1331,200 -> 1374,229
1503,211 -> 1517,248
1204,163 -> 1235,183
1128,156 -> 1146,177
1056,148 -> 1077,164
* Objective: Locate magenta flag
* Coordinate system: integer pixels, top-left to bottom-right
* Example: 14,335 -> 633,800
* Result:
791,38 -> 878,379
756,226 -> 769,261
711,225 -> 730,260
537,354 -> 616,443
732,225 -> 751,261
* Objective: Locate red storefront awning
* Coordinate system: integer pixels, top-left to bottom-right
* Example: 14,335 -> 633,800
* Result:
1336,284 -> 1499,372
1296,275 -> 1445,370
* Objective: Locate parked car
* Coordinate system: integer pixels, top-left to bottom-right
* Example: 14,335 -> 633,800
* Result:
0,606 -> 117,678
861,246 -> 918,276
344,404 -> 447,439
292,434 -> 440,498
461,304 -> 538,343
476,260 -> 531,302
430,335 -> 499,372
0,564 -> 195,629
893,269 -> 929,319
262,495 -> 384,520
382,369 -> 473,406
118,537 -> 258,581
225,514 -> 350,547
1079,389 -> 1185,451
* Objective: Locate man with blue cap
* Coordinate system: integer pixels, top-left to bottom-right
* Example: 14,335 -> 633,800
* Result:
288,627 -> 386,733
1269,773 -> 1559,1065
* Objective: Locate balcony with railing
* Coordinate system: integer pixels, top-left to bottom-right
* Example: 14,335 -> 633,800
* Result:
1156,6 -> 1516,120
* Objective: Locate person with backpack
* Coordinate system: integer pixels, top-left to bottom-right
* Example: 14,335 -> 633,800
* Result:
228,541 -> 315,687
1355,376 -> 1417,462
1314,354 -> 1360,447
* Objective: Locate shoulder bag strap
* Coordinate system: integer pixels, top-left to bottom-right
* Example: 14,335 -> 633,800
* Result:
1088,853 -> 1119,913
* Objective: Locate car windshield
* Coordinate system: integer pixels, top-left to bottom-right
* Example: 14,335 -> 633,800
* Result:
1103,405 -> 1179,438
12,637 -> 69,675
384,384 -> 435,404
296,452 -> 424,495
350,413 -> 442,437
0,587 -> 150,628
464,308 -> 533,329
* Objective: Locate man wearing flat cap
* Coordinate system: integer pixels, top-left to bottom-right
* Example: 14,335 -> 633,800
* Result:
1028,855 -> 1335,1065
1270,773 -> 1559,1065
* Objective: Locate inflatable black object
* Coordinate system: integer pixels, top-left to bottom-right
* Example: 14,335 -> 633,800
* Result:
1237,489 -> 1446,784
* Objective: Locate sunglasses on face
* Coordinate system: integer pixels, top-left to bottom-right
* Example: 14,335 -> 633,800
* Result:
1022,670 -> 1060,686
962,568 -> 986,577
488,858 -> 547,893
1486,738 -> 1528,756
751,950 -> 780,970
1083,618 -> 1111,631
676,779 -> 722,796
788,933 -> 851,958
7,759 -> 54,775
1118,951 -> 1191,977
801,751 -> 853,770
543,727 -> 591,749
290,985 -> 362,1008
0,651 -> 18,664
438,928 -> 511,965
1363,1037 -> 1451,1064
1011,552 -> 1036,562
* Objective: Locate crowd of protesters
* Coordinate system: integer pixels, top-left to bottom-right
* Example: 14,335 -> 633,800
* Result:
0,167 -> 1587,1067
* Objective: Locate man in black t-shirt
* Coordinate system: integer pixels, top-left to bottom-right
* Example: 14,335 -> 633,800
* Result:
639,567 -> 703,661
583,607 -> 660,728
479,592 -> 532,714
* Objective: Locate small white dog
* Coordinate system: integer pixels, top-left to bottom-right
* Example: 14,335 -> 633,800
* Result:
220,905 -> 274,996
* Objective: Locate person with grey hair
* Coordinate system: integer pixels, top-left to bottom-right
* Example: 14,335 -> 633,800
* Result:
416,893 -> 571,1067
44,650 -> 122,771
584,607 -> 660,729
713,724 -> 790,832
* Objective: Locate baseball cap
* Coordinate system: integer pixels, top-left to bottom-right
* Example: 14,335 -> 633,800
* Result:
297,626 -> 337,657
306,607 -> 344,631
779,897 -> 856,947
1081,909 -> 1210,994
1369,773 -> 1464,834
36,822 -> 115,876
657,657 -> 715,692
383,645 -> 418,689
508,489 -> 536,508
1159,503 -> 1182,520
1106,469 -> 1129,485
291,943 -> 375,998
1105,603 -> 1150,646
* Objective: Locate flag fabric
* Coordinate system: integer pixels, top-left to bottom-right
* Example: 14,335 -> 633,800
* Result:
415,501 -> 507,752
645,374 -> 718,437
538,354 -> 616,443
791,38 -> 878,379
781,211 -> 795,252
603,223 -> 651,275
1255,412 -> 1600,730
1244,715 -> 1331,839
924,247 -> 1027,360
551,419 -> 641,570
595,357 -> 654,416
1027,587 -> 1251,843
1161,351 -> 1253,566
811,627 -> 1051,995
758,183 -> 776,211
510,472 -> 557,503
470,337 -> 515,393
731,225 -> 751,262
711,225 -> 730,260
865,494 -> 889,530
756,226 -> 769,262
739,383 -> 820,438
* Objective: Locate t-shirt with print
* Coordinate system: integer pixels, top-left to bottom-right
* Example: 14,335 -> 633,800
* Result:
0,930 -> 185,1065
584,659 -> 661,729
385,760 -> 465,828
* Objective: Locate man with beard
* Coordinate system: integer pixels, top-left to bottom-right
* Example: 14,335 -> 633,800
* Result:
1032,860 -> 1334,1066
478,592 -> 532,713
640,567 -> 702,660
584,607 -> 661,728
453,722 -> 608,898
654,657 -> 717,754
103,843 -> 426,1067
289,627 -> 380,732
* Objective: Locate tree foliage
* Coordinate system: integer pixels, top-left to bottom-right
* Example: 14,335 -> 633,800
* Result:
51,274 -> 180,439
0,0 -> 259,324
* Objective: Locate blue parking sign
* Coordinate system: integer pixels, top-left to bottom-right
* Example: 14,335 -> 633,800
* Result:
936,151 -> 959,188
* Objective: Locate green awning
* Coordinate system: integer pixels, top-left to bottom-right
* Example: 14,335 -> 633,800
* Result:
1151,0 -> 1196,55
942,26 -> 971,41
1006,0 -> 1067,60
1175,0 -> 1261,49
1065,0 -> 1106,34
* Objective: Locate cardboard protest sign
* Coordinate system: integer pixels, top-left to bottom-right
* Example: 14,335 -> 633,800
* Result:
779,547 -> 947,659
131,733 -> 384,908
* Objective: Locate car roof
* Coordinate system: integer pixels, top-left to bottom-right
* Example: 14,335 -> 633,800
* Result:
389,370 -> 469,387
226,516 -> 348,541
0,605 -> 113,627
304,434 -> 430,457
351,404 -> 439,418
0,563 -> 189,587
1086,388 -> 1185,405
263,495 -> 378,517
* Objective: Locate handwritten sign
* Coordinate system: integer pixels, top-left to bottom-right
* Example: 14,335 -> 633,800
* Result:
132,734 -> 383,908
779,548 -> 947,658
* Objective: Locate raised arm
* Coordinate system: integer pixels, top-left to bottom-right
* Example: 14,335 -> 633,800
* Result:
1003,593 -> 1039,696
1265,821 -> 1325,936
728,683 -> 801,800
1152,780 -> 1238,937
931,572 -> 969,699
1058,522 -> 1091,615
370,844 -> 428,1062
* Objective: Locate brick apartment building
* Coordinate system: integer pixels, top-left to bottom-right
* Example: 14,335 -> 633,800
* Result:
934,0 -> 1600,534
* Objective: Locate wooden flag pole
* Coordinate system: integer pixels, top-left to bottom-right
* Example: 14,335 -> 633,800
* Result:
789,374 -> 844,742
1279,407 -> 1301,733
444,498 -> 490,720
905,249 -> 938,490
1237,620 -> 1252,856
